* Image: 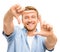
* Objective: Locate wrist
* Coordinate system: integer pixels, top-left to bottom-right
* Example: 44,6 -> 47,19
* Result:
47,33 -> 57,45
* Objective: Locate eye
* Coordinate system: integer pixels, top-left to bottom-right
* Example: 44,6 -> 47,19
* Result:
32,16 -> 36,18
24,16 -> 28,19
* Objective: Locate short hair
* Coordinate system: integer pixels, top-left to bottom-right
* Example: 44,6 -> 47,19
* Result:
23,6 -> 38,16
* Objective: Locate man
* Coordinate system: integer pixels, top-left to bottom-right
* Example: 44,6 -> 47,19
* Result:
3,4 -> 57,52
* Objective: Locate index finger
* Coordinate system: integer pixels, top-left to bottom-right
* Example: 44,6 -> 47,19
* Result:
38,15 -> 42,26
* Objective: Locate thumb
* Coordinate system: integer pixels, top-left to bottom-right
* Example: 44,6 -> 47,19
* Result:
17,17 -> 21,24
15,16 -> 21,24
32,31 -> 47,37
38,15 -> 42,26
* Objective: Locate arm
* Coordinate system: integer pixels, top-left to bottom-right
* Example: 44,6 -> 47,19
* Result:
38,16 -> 57,50
40,24 -> 57,50
45,32 -> 57,50
40,23 -> 57,50
33,15 -> 57,50
3,10 -> 14,35
3,4 -> 23,35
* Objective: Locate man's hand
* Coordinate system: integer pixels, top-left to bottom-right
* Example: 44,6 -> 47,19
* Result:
39,22 -> 53,37
33,15 -> 53,37
10,4 -> 24,24
33,15 -> 57,50
3,4 -> 24,35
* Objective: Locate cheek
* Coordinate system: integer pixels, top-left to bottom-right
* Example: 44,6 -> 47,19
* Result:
34,19 -> 38,23
22,19 -> 27,24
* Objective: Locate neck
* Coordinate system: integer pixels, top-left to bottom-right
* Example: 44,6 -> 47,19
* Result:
27,29 -> 36,36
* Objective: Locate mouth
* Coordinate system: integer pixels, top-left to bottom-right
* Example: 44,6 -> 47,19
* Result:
27,23 -> 34,27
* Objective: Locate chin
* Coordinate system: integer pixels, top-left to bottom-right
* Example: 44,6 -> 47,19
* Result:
27,28 -> 34,31
25,27 -> 36,31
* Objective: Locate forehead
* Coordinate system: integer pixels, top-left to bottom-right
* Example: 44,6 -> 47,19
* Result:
22,10 -> 37,15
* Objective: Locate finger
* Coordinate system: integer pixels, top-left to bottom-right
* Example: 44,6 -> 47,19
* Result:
15,16 -> 21,24
11,4 -> 20,10
17,8 -> 24,14
11,4 -> 20,15
15,4 -> 21,9
17,17 -> 21,24
12,4 -> 21,13
16,6 -> 21,10
46,24 -> 53,31
16,5 -> 22,12
41,22 -> 47,30
42,24 -> 47,29
33,31 -> 51,37
10,4 -> 21,24
38,15 -> 42,25
32,31 -> 45,36
13,11 -> 20,24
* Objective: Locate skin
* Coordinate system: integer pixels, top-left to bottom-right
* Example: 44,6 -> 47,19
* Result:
22,10 -> 39,36
3,4 -> 57,50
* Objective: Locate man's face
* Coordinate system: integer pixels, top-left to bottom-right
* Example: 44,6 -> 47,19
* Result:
22,10 -> 38,31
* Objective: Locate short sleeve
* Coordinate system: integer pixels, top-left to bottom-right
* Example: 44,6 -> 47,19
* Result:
2,26 -> 21,43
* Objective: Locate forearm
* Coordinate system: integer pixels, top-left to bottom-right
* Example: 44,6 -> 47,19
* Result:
45,33 -> 57,50
3,10 -> 14,35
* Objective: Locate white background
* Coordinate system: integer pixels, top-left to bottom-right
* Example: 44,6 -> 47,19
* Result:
0,0 -> 60,52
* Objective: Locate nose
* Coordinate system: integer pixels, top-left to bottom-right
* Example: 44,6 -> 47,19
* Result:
28,17 -> 32,22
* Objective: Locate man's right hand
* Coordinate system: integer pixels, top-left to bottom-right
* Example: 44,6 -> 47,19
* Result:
10,4 -> 24,24
3,4 -> 24,35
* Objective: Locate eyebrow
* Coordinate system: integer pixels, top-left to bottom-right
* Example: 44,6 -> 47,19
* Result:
22,10 -> 37,14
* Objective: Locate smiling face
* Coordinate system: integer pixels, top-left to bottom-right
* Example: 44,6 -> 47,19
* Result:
22,10 -> 38,31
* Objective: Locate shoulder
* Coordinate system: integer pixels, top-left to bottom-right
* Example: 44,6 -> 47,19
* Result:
14,26 -> 27,33
14,26 -> 27,37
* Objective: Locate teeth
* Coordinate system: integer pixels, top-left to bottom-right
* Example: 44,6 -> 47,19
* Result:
29,24 -> 32,25
28,23 -> 33,26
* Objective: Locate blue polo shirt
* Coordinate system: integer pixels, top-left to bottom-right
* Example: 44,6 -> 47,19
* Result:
3,26 -> 53,52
